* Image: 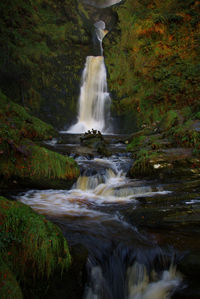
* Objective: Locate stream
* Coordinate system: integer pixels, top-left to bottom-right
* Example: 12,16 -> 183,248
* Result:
14,133 -> 200,298
13,1 -> 200,297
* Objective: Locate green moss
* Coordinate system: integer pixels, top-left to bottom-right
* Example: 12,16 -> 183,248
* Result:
130,148 -> 158,177
0,142 -> 79,186
0,91 -> 79,188
127,135 -> 146,151
159,110 -> 179,131
0,91 -> 56,141
0,196 -> 71,281
0,259 -> 23,299
168,124 -> 200,153
195,112 -> 200,120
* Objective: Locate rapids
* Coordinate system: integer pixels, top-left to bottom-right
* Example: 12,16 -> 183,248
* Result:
17,148 -> 183,299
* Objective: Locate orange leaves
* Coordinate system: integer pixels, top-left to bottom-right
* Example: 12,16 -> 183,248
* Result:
137,23 -> 165,37
154,23 -> 165,34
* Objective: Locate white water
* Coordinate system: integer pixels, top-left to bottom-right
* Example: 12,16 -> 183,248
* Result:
67,20 -> 111,134
86,263 -> 181,299
127,263 -> 181,299
17,154 -> 181,298
95,21 -> 108,55
82,0 -> 121,8
18,156 -> 171,216
67,56 -> 111,133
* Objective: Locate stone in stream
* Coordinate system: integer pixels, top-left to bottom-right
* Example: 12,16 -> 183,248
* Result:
80,130 -> 111,156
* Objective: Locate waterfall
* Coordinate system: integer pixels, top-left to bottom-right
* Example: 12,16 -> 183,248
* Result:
67,22 -> 111,134
95,21 -> 108,56
82,0 -> 121,8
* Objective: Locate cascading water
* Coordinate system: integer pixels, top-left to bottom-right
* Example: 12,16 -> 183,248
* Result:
67,56 -> 110,133
17,153 -> 182,298
67,22 -> 111,134
82,0 -> 121,8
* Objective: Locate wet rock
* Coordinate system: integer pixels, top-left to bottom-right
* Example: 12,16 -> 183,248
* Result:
80,130 -> 111,156
44,243 -> 88,299
128,147 -> 200,180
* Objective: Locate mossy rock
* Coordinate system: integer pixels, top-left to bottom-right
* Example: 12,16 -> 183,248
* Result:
0,143 -> 80,189
128,147 -> 199,179
0,260 -> 23,299
80,131 -> 111,156
0,196 -> 71,297
0,93 -> 80,189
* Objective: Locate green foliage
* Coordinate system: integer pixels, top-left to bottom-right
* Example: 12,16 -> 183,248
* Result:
0,196 -> 71,295
195,112 -> 200,120
127,135 -> 146,151
168,124 -> 200,153
130,148 -> 157,176
159,110 -> 179,130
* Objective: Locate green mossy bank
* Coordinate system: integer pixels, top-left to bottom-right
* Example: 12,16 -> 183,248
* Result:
0,91 -> 80,189
0,196 -> 71,298
104,0 -> 200,132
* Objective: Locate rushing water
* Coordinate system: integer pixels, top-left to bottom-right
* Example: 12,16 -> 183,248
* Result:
17,149 -> 183,299
82,0 -> 121,8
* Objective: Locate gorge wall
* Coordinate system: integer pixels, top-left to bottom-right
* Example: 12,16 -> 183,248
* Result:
0,0 -> 92,129
104,0 -> 200,132
0,0 -> 118,129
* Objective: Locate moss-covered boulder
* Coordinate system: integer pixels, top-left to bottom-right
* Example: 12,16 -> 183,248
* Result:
0,196 -> 71,298
0,260 -> 23,299
80,130 -> 111,156
128,147 -> 200,179
0,91 -> 80,189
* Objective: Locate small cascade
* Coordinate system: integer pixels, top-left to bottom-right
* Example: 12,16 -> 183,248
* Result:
95,21 -> 108,56
18,155 -> 171,213
85,248 -> 181,299
67,20 -> 111,134
82,0 -> 121,8
16,152 -> 183,298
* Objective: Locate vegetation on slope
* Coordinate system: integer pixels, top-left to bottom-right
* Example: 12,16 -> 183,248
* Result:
0,0 -> 91,128
104,0 -> 200,131
0,196 -> 71,298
